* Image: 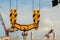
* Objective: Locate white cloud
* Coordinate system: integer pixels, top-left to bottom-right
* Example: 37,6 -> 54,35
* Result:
43,18 -> 54,26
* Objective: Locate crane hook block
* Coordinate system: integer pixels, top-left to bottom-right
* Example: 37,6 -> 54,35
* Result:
10,9 -> 40,31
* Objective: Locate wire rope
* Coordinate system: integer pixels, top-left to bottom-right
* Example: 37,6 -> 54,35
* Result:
32,0 -> 34,11
16,0 -> 18,11
39,0 -> 40,11
10,0 -> 11,10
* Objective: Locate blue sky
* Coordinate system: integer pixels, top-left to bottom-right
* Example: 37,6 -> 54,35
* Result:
0,0 -> 60,40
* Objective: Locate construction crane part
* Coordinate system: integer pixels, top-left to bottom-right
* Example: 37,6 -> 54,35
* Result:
0,13 -> 16,36
48,29 -> 54,34
22,31 -> 28,36
10,9 -> 40,31
33,10 -> 40,24
10,9 -> 17,28
10,23 -> 38,31
0,14 -> 9,36
45,29 -> 56,40
45,34 -> 50,40
53,32 -> 56,40
45,29 -> 54,37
